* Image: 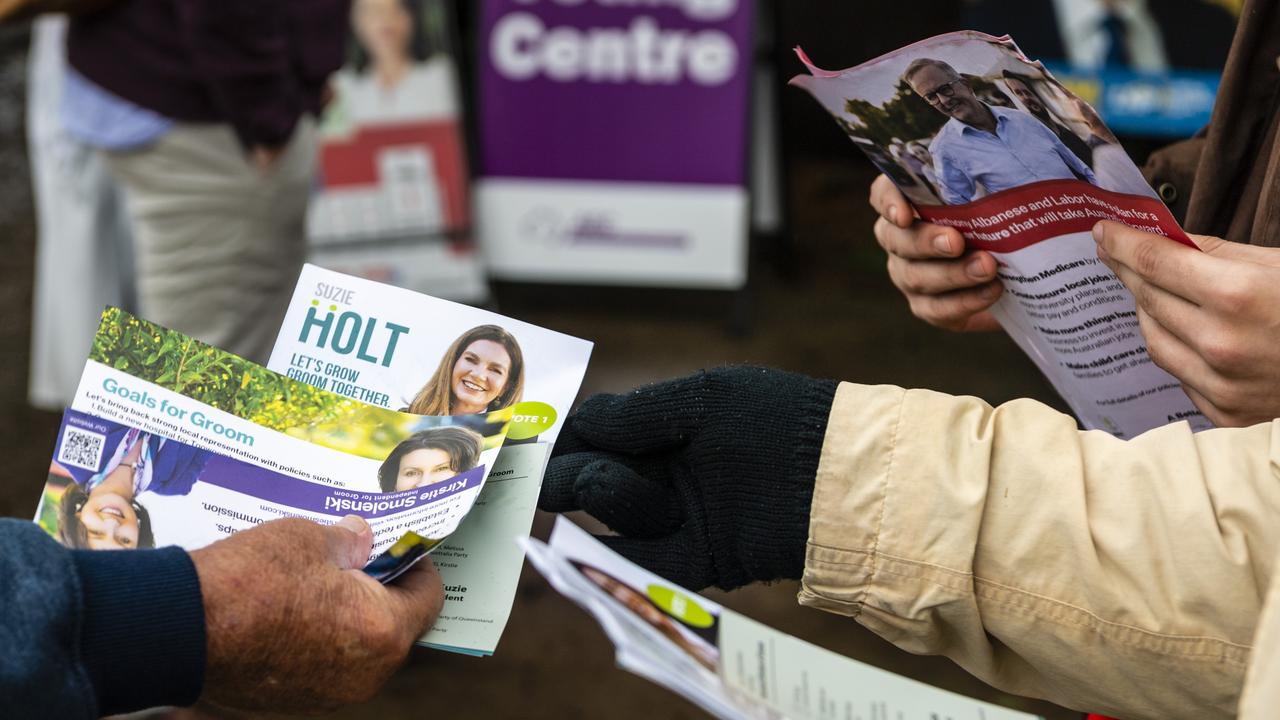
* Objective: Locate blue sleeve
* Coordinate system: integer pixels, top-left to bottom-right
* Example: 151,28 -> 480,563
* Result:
934,144 -> 976,204
1036,119 -> 1098,185
0,519 -> 207,717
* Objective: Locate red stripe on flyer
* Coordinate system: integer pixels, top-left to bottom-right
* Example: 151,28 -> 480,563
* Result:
916,179 -> 1195,253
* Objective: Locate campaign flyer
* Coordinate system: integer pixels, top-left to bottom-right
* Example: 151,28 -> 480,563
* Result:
268,265 -> 593,654
524,519 -> 1042,720
792,32 -> 1210,438
35,308 -> 513,581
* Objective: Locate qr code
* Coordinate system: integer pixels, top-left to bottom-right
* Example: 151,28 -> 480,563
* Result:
58,426 -> 106,471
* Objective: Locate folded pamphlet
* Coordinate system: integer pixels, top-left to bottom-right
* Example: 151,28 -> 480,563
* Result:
792,32 -> 1209,437
523,518 -> 1041,720
267,264 -> 593,655
35,308 -> 518,582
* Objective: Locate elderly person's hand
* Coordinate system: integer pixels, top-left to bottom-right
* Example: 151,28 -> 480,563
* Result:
191,516 -> 443,714
868,174 -> 1003,332
1094,220 -> 1280,427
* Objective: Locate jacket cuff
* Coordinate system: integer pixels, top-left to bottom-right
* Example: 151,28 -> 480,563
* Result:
798,382 -> 906,616
72,547 -> 206,715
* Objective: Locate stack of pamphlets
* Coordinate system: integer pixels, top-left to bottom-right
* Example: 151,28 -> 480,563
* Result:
35,264 -> 593,656
524,518 -> 1041,720
792,32 -> 1209,438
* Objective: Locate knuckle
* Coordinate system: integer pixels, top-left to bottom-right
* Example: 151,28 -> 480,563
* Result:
1198,333 -> 1247,372
1130,237 -> 1163,276
898,262 -> 926,294
1212,278 -> 1253,315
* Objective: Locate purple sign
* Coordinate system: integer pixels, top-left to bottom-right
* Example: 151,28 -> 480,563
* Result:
478,0 -> 754,185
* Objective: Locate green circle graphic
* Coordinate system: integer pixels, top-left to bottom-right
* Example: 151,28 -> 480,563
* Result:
646,585 -> 715,628
507,401 -> 557,440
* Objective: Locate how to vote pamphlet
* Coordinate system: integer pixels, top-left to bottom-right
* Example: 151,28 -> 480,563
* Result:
524,518 -> 1042,720
792,32 -> 1210,438
268,264 -> 593,655
35,269 -> 592,656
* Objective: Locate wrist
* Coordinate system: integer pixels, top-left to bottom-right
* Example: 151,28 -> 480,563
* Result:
72,547 -> 206,715
703,368 -> 837,588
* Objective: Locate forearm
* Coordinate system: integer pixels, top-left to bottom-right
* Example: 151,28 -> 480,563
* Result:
0,519 -> 205,717
800,383 -> 1275,719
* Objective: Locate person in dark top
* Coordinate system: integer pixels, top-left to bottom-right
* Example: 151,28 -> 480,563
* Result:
0,514 -> 443,717
1000,71 -> 1094,167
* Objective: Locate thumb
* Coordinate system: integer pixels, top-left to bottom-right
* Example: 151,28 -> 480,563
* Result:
325,515 -> 375,570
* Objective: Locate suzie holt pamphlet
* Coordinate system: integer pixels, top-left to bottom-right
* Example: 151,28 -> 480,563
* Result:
36,267 -> 592,656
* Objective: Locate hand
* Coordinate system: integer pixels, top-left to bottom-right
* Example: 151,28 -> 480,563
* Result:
190,516 -> 443,713
1094,221 -> 1280,427
869,174 -> 1003,331
539,368 -> 837,591
249,145 -> 286,174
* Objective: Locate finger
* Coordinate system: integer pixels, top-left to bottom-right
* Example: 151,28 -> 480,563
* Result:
383,556 -> 445,642
599,535 -> 711,591
1134,309 -> 1222,402
887,251 -> 996,297
541,452 -> 682,537
541,451 -> 606,512
1093,221 -> 1233,306
325,515 -> 375,570
869,174 -> 913,227
874,215 -> 966,260
573,458 -> 683,538
567,376 -> 705,454
1104,250 -> 1204,347
549,419 -> 594,457
907,281 -> 1004,331
1178,384 -> 1230,428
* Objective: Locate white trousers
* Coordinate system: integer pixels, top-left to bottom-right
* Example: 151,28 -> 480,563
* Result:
27,16 -> 135,410
103,119 -> 316,364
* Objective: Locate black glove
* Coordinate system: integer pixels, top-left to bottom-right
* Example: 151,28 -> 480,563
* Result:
541,367 -> 837,591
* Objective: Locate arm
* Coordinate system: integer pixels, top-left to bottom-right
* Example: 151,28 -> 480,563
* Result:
803,383 -> 1273,720
540,369 -> 1275,720
1040,120 -> 1098,184
933,144 -> 977,204
0,518 -> 204,718
1,515 -> 443,716
173,0 -> 303,150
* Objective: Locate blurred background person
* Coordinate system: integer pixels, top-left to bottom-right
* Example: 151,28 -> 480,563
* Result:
62,0 -> 349,362
964,0 -> 1236,72
26,14 -> 134,410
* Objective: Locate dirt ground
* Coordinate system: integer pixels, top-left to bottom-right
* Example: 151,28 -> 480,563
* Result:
0,21 -> 1078,720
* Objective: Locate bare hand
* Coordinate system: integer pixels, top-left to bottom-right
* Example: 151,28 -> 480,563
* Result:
868,174 -> 1003,332
249,145 -> 287,175
190,516 -> 443,714
1094,220 -> 1280,427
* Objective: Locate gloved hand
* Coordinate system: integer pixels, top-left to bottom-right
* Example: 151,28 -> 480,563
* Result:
540,367 -> 837,591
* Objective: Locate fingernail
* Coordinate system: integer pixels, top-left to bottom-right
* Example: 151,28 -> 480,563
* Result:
982,283 -> 1002,299
888,205 -> 900,224
967,255 -> 990,278
933,235 -> 953,254
338,514 -> 368,534
1092,222 -> 1105,243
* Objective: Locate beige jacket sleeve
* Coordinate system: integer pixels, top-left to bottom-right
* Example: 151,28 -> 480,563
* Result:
799,383 -> 1280,720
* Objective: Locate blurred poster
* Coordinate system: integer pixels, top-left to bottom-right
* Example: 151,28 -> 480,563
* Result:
475,0 -> 753,289
309,0 -> 486,302
959,0 -> 1237,138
